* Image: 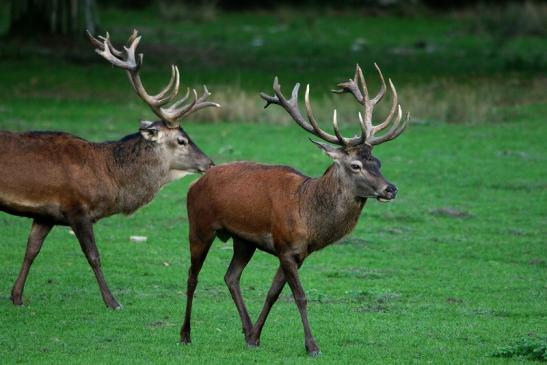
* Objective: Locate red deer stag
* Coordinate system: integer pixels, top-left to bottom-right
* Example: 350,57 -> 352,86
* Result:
0,30 -> 219,309
179,64 -> 408,355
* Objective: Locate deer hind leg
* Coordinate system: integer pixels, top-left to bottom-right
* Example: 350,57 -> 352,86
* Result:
70,216 -> 120,309
247,265 -> 285,347
180,229 -> 215,344
224,237 -> 256,340
11,220 -> 53,305
279,254 -> 320,357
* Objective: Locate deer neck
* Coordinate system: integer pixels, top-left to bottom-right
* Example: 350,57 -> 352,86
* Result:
107,135 -> 170,215
302,164 -> 366,250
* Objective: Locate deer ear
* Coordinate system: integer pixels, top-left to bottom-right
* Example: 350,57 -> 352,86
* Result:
139,121 -> 161,142
309,139 -> 344,160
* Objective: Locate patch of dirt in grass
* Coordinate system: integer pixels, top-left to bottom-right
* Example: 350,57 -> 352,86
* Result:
325,268 -> 389,280
490,181 -> 547,192
508,228 -> 527,236
371,212 -> 424,223
339,236 -> 368,246
470,308 -> 512,317
430,207 -> 472,218
355,290 -> 401,313
196,286 -> 227,302
148,320 -> 175,329
496,150 -> 531,159
528,258 -> 546,267
379,226 -> 412,235
446,297 -> 464,304
278,289 -> 400,311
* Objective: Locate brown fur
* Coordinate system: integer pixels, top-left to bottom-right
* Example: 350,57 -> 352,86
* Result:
1,123 -> 213,309
179,146 -> 397,355
187,162 -> 365,256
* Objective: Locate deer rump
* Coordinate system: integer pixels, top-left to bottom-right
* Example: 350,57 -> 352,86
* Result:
0,132 -> 115,225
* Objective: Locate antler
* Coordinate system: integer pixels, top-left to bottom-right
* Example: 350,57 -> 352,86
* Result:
332,63 -> 408,146
260,78 -> 346,145
87,30 -> 219,128
261,64 -> 408,147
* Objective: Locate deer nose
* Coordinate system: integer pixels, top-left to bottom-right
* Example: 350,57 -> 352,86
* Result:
383,184 -> 398,199
197,158 -> 215,173
204,159 -> 215,171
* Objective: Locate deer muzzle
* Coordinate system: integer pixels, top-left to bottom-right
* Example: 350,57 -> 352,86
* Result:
377,183 -> 397,202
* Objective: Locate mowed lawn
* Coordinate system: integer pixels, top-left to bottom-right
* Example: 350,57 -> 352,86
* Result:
0,5 -> 546,364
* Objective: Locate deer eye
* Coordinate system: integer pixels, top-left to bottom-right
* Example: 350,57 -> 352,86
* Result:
350,162 -> 362,171
177,137 -> 188,146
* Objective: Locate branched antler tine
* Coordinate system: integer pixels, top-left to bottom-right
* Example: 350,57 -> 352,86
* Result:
159,89 -> 196,127
356,65 -> 369,104
332,79 -> 364,104
304,85 -> 342,144
86,30 -> 105,50
390,111 -> 409,141
183,86 -> 220,113
101,32 -> 125,58
260,78 -> 281,107
332,64 -> 365,105
393,111 -> 409,137
369,104 -> 404,145
358,112 -> 370,142
372,78 -> 398,134
276,81 -> 317,134
370,63 -> 386,105
197,85 -> 210,102
127,29 -> 139,46
96,37 -> 130,69
161,87 -> 193,117
260,92 -> 278,108
356,65 -> 374,137
123,35 -> 141,70
170,87 -> 191,109
166,89 -> 198,120
152,65 -> 179,104
290,82 -> 300,104
332,110 -> 351,145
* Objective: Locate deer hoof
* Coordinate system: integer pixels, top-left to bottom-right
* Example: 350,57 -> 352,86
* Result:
246,338 -> 260,348
306,343 -> 321,357
11,296 -> 24,306
180,334 -> 192,345
308,350 -> 322,357
106,299 -> 122,310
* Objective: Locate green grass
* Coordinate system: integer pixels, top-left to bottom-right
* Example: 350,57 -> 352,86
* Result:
0,105 -> 545,364
492,334 -> 547,361
0,4 -> 546,364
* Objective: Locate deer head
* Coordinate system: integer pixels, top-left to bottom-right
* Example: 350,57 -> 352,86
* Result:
261,64 -> 409,202
88,30 -> 218,175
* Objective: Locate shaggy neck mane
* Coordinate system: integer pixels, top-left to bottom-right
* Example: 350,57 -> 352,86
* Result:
104,135 -> 170,215
299,164 -> 365,249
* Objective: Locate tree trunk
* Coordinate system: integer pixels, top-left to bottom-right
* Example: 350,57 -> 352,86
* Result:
9,0 -> 99,38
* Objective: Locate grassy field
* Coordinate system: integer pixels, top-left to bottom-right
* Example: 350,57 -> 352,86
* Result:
0,4 -> 546,364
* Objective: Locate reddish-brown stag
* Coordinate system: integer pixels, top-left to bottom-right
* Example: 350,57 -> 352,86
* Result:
0,30 -> 219,309
179,64 -> 409,355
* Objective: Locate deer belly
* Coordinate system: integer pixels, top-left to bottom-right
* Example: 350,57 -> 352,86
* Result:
224,226 -> 276,254
0,190 -> 62,220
